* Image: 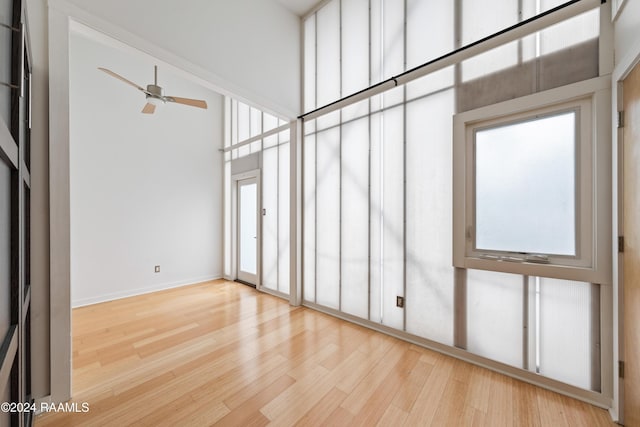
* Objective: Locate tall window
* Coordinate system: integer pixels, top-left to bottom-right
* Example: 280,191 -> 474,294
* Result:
303,0 -> 610,396
223,99 -> 291,296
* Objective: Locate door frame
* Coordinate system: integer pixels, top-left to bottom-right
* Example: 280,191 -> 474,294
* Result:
231,169 -> 261,288
612,30 -> 640,424
236,176 -> 259,286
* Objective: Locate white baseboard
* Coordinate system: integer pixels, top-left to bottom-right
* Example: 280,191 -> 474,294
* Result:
71,275 -> 222,308
609,407 -> 621,424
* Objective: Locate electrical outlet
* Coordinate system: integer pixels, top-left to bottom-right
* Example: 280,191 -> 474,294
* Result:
396,296 -> 404,308
154,265 -> 160,273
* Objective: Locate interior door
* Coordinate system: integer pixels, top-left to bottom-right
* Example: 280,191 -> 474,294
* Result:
237,178 -> 258,285
623,60 -> 640,426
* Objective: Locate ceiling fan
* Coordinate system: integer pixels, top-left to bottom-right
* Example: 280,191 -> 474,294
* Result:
98,65 -> 208,114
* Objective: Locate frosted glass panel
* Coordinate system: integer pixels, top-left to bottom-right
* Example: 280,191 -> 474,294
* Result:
317,0 -> 340,107
305,117 -> 316,136
264,134 -> 278,150
231,100 -> 238,145
405,90 -> 455,345
406,67 -> 454,102
341,0 -> 369,98
342,99 -> 369,124
383,0 -> 404,79
475,111 -> 576,255
370,0 -> 383,86
238,102 -> 250,142
250,108 -> 262,137
250,141 -> 261,154
238,144 -> 250,159
406,0 -> 453,69
376,0 -> 404,108
317,110 -> 340,132
537,278 -> 593,390
340,0 -> 368,123
382,106 -> 404,329
279,129 -> 290,145
224,98 -> 232,148
539,9 -> 599,56
303,134 -> 316,302
316,128 -> 340,309
341,118 -> 369,319
264,113 -> 279,133
462,0 -> 518,44
461,0 -> 518,81
467,269 -> 523,368
304,15 -> 316,112
224,162 -> 231,277
405,0 -> 454,100
370,113 -> 382,323
278,143 -> 290,295
462,42 -> 519,82
239,182 -> 257,274
262,147 -> 278,290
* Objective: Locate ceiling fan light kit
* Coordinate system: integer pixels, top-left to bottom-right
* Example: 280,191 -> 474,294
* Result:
98,65 -> 208,115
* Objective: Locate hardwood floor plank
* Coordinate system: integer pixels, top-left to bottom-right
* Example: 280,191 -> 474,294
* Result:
322,406 -> 355,426
404,353 -> 455,426
349,348 -> 420,425
465,364 -> 492,414
213,374 -> 294,427
376,404 -> 409,427
512,380 -> 542,427
486,371 -> 516,426
260,366 -> 332,425
339,342 -> 408,416
391,359 -> 434,412
431,378 -> 471,426
293,387 -> 348,427
34,280 -> 616,427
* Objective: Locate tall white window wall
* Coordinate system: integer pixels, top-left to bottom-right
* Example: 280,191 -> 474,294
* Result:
224,99 -> 290,296
303,0 -> 605,395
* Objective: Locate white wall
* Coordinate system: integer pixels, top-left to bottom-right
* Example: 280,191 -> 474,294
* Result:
614,0 -> 640,68
60,0 -> 301,118
69,30 -> 224,307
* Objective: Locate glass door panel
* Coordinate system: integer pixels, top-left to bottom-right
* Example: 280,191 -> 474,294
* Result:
237,179 -> 258,285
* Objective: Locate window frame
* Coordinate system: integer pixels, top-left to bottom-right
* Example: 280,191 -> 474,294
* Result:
453,76 -> 611,284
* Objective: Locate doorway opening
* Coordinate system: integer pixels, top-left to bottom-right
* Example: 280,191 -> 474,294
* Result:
236,177 -> 259,286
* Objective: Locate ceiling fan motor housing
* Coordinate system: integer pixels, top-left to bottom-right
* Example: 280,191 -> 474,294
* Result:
146,84 -> 164,99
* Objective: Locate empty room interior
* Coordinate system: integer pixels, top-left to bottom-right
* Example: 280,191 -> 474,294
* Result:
1,0 -> 640,425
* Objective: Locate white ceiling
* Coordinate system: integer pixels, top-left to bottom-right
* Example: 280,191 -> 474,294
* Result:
275,0 -> 322,16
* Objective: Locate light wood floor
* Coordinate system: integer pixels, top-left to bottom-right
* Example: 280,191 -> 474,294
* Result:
36,280 -> 615,426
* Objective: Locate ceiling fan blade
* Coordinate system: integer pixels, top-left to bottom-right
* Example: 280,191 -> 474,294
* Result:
98,67 -> 146,92
166,96 -> 208,109
141,103 -> 156,114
